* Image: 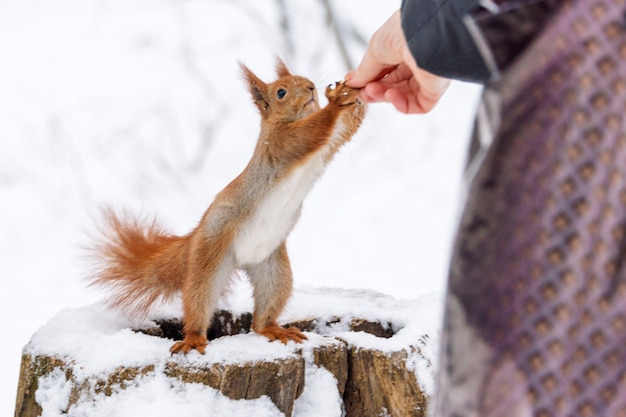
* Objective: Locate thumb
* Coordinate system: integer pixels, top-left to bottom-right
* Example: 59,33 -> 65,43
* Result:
345,10 -> 404,88
345,49 -> 394,88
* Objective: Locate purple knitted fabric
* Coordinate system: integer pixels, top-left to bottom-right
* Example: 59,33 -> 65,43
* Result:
433,1 -> 626,416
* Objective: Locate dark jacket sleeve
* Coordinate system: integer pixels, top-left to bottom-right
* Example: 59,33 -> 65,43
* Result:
401,0 -> 490,83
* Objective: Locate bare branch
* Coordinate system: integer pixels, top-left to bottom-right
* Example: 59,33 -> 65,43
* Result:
320,0 -> 353,70
276,0 -> 294,57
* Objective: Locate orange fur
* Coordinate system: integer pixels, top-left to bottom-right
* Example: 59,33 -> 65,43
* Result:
90,208 -> 190,317
88,58 -> 366,354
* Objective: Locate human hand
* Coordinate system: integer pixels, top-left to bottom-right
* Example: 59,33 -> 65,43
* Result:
345,10 -> 451,114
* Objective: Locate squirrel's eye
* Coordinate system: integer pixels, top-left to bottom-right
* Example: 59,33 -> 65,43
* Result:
277,89 -> 286,99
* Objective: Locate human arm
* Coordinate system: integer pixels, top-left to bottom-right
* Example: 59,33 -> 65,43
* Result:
401,0 -> 487,82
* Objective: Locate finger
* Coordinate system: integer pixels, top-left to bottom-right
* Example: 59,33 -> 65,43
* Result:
375,63 -> 414,87
362,82 -> 388,102
385,87 -> 437,114
346,66 -> 396,89
358,89 -> 378,103
384,88 -> 410,114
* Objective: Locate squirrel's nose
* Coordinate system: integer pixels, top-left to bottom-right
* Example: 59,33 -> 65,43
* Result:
307,85 -> 315,91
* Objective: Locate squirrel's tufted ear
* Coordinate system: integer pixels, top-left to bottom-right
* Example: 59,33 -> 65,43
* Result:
275,57 -> 291,78
240,63 -> 270,117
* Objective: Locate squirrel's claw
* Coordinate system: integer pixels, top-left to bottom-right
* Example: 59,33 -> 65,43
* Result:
256,325 -> 308,344
170,333 -> 208,355
326,81 -> 360,106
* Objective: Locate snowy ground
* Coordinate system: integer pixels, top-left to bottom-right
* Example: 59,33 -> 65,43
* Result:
1,1 -> 481,415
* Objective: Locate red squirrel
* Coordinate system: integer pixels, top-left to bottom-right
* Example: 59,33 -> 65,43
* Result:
89,59 -> 366,354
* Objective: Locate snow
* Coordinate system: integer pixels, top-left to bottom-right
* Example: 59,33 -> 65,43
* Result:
293,366 -> 344,417
44,372 -> 283,417
26,287 -> 441,371
36,370 -> 73,417
1,0 -> 482,416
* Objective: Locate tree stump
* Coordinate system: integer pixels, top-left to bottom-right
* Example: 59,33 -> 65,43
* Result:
15,304 -> 433,417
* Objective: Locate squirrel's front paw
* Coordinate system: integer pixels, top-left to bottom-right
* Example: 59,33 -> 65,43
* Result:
325,81 -> 360,107
170,332 -> 208,355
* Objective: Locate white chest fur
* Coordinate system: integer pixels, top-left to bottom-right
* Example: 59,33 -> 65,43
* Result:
233,152 -> 326,266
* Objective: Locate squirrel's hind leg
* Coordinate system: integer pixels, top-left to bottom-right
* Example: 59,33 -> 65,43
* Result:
171,238 -> 236,355
246,242 -> 307,344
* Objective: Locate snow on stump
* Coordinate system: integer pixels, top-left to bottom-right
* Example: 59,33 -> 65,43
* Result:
14,288 -> 439,417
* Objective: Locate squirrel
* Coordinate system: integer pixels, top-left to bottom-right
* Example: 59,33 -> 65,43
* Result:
89,58 -> 366,354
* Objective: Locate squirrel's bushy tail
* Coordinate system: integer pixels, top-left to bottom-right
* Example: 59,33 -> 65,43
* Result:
88,208 -> 190,318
